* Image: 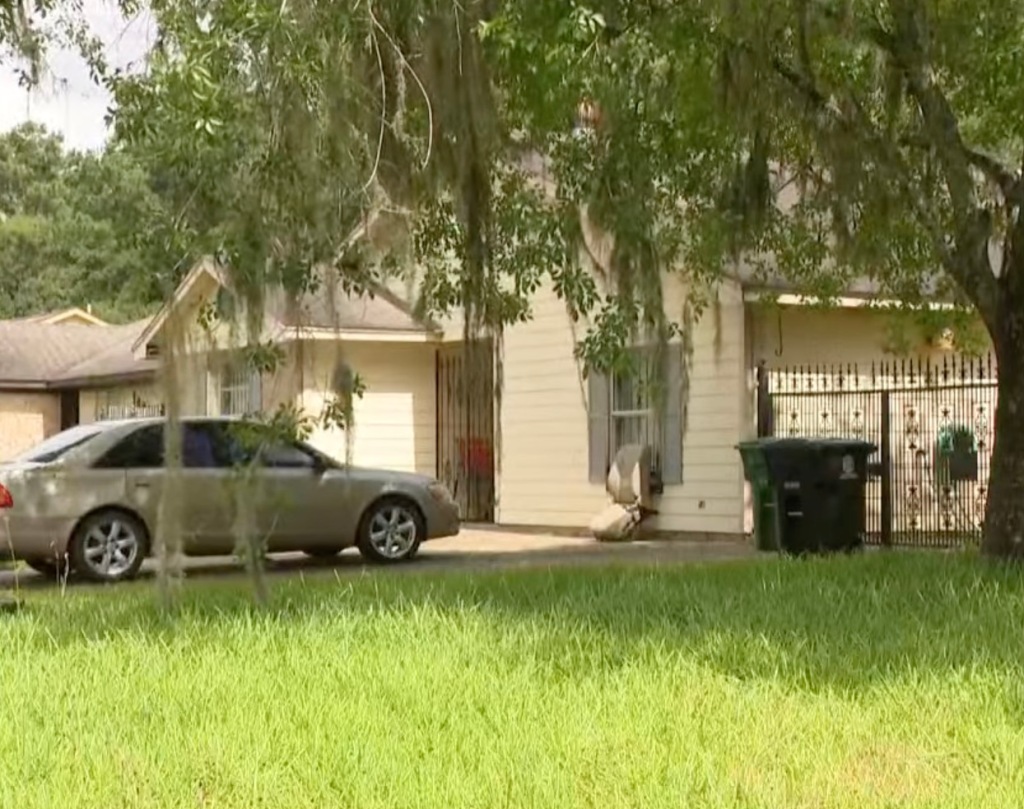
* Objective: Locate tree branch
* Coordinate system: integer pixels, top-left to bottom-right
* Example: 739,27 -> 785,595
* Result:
863,1 -> 1003,318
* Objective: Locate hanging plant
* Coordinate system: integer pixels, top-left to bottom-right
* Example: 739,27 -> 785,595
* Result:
934,423 -> 979,484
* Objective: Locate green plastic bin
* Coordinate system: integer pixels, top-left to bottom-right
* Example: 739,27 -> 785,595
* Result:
737,441 -> 780,551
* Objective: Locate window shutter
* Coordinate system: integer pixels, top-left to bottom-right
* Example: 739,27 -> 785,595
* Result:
661,343 -> 684,484
587,371 -> 610,484
249,370 -> 263,414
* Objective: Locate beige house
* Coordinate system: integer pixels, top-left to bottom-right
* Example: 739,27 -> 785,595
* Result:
0,254 -> 990,540
493,268 -> 992,540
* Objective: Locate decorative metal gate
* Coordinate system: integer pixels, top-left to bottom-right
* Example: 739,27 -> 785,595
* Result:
756,354 -> 997,546
437,340 -> 496,522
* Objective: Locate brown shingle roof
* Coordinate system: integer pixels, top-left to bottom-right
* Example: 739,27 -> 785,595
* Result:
0,319 -> 151,388
2,261 -> 435,388
266,267 -> 437,332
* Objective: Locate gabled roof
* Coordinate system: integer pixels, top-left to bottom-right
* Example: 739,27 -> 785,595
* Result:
1,257 -> 436,388
134,258 -> 438,354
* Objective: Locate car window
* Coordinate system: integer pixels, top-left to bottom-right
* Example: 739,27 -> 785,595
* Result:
260,440 -> 318,469
94,424 -> 164,469
183,423 -> 223,469
13,424 -> 105,464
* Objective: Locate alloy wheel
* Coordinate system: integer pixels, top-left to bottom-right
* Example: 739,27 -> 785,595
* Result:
368,504 -> 419,559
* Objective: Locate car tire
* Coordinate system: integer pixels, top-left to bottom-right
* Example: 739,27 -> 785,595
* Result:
302,547 -> 344,559
23,555 -> 70,581
356,497 -> 424,564
68,509 -> 148,583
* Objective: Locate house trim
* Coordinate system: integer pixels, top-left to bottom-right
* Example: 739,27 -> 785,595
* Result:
131,258 -> 222,356
742,291 -> 958,311
276,326 -> 442,344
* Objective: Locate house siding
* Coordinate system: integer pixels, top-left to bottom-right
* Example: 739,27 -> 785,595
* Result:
0,392 -> 61,461
299,341 -> 437,476
497,278 -> 748,536
749,305 -> 992,372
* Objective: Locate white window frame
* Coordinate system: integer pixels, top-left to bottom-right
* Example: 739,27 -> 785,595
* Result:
608,347 -> 664,473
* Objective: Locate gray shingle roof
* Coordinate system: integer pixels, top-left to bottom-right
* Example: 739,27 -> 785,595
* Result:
0,320 -> 150,388
265,266 -> 438,333
0,265 -> 434,387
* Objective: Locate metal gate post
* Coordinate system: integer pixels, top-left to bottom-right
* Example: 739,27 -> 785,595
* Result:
756,360 -> 773,437
880,390 -> 893,546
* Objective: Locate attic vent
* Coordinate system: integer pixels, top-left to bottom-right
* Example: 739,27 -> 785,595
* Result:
145,343 -> 161,359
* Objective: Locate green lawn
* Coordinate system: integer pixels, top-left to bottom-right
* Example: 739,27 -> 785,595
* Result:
2,553 -> 1024,808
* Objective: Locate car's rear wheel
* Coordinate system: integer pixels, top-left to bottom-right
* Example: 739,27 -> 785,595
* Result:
356,498 -> 424,564
68,509 -> 148,583
302,547 -> 344,559
23,555 -> 69,581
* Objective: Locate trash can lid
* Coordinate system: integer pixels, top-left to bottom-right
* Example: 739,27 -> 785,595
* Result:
737,436 -> 877,453
807,437 -> 877,452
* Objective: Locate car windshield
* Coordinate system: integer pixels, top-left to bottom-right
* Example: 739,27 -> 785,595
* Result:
12,424 -> 105,464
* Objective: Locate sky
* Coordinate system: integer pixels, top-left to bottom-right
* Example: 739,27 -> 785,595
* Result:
0,0 -> 155,152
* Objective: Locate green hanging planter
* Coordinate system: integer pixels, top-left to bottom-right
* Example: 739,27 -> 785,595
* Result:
935,424 -> 979,484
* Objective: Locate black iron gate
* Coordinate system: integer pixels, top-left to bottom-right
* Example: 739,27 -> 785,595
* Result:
437,339 -> 496,523
756,354 -> 997,546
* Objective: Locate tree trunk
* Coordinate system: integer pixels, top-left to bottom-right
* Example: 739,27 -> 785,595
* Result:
982,303 -> 1024,557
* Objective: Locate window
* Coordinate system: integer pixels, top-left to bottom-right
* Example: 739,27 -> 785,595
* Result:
259,441 -> 319,470
14,425 -> 104,464
218,363 -> 262,417
587,344 -> 684,486
610,349 -> 662,470
94,425 -> 164,469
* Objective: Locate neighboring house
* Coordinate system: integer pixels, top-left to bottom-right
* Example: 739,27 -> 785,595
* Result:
10,306 -> 109,327
0,260 -> 477,510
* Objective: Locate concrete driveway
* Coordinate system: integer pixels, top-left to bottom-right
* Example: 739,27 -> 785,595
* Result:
0,529 -> 756,588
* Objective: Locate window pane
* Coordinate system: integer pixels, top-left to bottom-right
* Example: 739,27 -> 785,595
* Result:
219,363 -> 259,417
608,346 -> 664,473
183,424 -> 221,469
14,425 -> 104,464
96,425 -> 164,469
261,441 -> 316,469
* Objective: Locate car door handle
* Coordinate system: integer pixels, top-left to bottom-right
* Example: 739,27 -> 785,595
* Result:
134,481 -> 151,491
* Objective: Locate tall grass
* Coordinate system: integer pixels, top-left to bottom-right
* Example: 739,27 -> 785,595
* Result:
2,552 -> 1024,807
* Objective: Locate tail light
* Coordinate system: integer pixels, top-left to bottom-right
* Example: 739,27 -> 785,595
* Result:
0,484 -> 12,509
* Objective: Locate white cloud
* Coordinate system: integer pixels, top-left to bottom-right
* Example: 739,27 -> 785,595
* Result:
0,0 -> 155,151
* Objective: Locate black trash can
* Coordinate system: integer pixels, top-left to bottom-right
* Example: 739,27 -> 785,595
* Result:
738,437 -> 875,555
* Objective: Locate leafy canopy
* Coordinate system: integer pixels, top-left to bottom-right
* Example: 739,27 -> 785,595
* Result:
0,123 -> 180,321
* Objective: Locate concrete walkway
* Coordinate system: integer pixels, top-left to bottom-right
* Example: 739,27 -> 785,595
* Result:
1,529 -> 757,588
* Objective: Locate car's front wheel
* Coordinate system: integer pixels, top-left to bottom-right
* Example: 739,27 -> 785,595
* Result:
356,498 -> 424,564
68,509 -> 148,583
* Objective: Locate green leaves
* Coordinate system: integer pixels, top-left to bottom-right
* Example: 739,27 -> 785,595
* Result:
0,124 -> 178,321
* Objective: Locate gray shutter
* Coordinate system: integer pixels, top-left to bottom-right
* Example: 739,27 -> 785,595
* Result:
587,371 -> 610,483
661,343 -> 684,484
249,370 -> 263,414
